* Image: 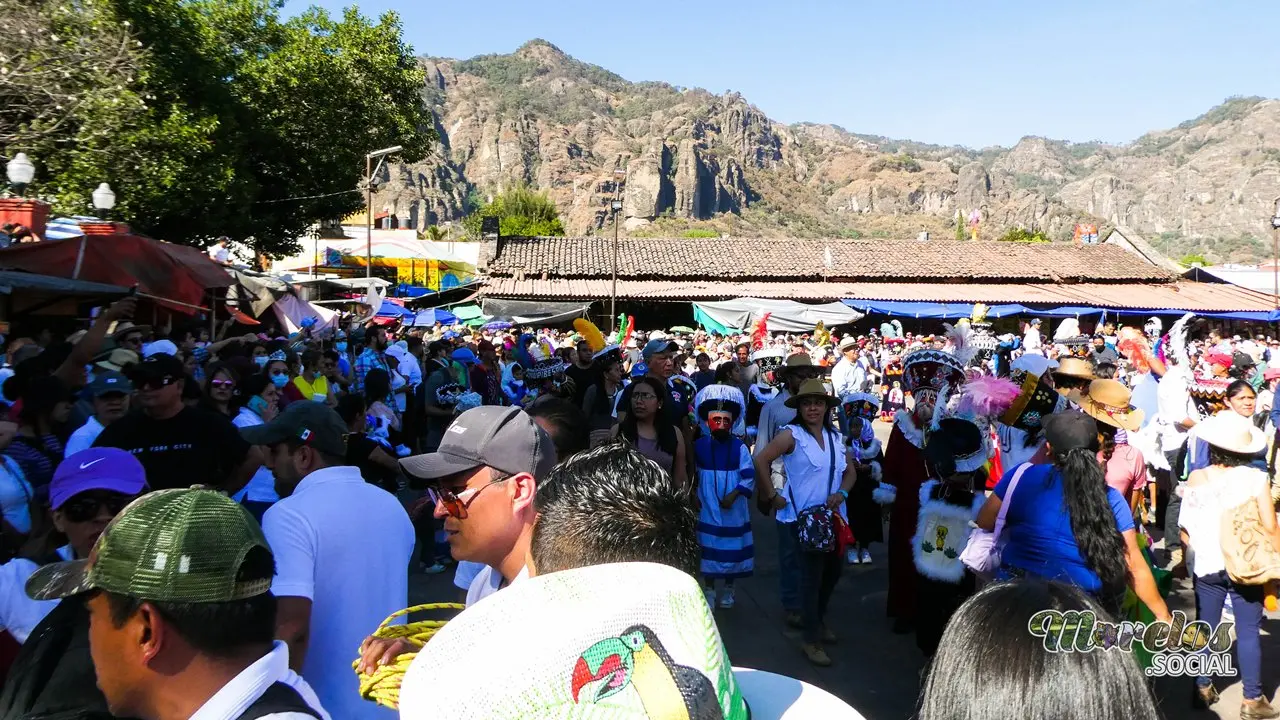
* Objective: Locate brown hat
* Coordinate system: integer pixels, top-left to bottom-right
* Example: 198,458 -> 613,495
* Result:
1052,357 -> 1096,381
1068,379 -> 1145,431
785,379 -> 838,409
783,353 -> 814,368
109,321 -> 151,340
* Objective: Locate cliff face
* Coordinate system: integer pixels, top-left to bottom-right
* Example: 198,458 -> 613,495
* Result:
373,40 -> 1280,262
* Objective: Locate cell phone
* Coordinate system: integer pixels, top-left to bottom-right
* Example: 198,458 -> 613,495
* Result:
127,284 -> 138,297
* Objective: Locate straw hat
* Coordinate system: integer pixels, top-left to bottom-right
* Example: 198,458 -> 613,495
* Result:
1052,356 -> 1096,381
1068,379 -> 1145,431
1196,413 -> 1267,456
785,379 -> 838,409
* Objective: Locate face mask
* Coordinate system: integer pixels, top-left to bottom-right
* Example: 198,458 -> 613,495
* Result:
335,342 -> 348,352
254,356 -> 269,368
248,395 -> 269,416
709,414 -> 733,440
270,373 -> 289,389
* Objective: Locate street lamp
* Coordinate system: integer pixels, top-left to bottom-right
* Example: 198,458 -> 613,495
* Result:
6,153 -> 35,195
1270,197 -> 1280,309
365,145 -> 403,279
92,183 -> 116,218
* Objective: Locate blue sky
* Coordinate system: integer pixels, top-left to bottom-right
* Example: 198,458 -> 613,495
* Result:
287,0 -> 1279,149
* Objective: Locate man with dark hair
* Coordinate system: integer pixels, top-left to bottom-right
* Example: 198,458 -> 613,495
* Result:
526,396 -> 589,460
94,353 -> 261,493
530,442 -> 698,577
24,487 -> 329,719
240,401 -> 411,720
564,339 -> 597,407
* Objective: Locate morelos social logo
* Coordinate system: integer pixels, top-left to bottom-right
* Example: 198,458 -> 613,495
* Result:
1028,609 -> 1237,677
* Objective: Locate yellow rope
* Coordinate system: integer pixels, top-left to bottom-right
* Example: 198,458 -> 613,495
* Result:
353,602 -> 464,709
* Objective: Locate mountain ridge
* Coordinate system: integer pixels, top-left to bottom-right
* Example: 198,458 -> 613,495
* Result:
372,39 -> 1278,263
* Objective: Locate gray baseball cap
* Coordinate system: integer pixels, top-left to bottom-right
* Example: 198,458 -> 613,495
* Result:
399,406 -> 557,481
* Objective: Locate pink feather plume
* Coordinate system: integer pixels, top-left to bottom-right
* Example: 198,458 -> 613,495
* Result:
957,375 -> 1021,418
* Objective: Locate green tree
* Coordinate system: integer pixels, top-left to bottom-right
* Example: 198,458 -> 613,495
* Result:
997,228 -> 1051,243
3,0 -> 434,257
465,185 -> 565,238
955,214 -> 966,242
1179,253 -> 1209,267
419,225 -> 448,242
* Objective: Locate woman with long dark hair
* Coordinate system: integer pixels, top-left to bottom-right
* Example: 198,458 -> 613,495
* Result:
976,410 -> 1169,619
1179,413 -> 1279,717
4,376 -> 69,490
918,580 -> 1160,720
613,376 -> 687,486
754,379 -> 856,667
581,353 -> 624,449
200,362 -> 239,417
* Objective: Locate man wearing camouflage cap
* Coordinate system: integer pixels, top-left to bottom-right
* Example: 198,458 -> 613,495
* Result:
26,487 -> 330,720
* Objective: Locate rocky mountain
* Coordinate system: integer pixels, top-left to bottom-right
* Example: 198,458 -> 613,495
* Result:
372,40 -> 1280,263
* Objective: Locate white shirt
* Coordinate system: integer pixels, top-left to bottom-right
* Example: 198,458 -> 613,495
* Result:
0,545 -> 72,643
831,357 -> 858,398
1156,368 -> 1196,452
452,560 -> 485,592
64,417 -> 105,458
1023,328 -> 1043,354
233,408 -> 280,503
465,564 -> 528,607
0,456 -> 32,534
188,641 -> 330,720
1180,466 -> 1269,578
778,426 -> 848,524
262,466 -> 413,720
209,244 -> 230,263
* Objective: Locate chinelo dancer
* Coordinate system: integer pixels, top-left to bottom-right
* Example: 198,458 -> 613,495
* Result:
880,325 -> 969,635
692,384 -> 755,610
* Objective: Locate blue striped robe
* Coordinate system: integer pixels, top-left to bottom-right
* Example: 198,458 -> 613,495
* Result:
695,435 -> 755,579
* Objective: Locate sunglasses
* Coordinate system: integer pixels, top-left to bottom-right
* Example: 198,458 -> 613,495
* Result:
138,375 -> 175,390
270,370 -> 289,377
61,493 -> 134,523
426,477 -> 508,520
631,392 -> 658,401
210,378 -> 235,388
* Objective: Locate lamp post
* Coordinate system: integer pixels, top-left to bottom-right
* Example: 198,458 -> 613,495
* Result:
365,145 -> 403,279
6,153 -> 35,195
1271,197 -> 1280,310
92,182 -> 116,219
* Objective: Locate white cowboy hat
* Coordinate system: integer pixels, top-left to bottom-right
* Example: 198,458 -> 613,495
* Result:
1196,413 -> 1267,456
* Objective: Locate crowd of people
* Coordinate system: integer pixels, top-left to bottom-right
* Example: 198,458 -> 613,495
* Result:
0,297 -> 1276,718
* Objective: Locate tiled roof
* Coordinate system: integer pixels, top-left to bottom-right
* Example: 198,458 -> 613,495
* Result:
481,236 -> 1172,283
481,278 -> 1276,312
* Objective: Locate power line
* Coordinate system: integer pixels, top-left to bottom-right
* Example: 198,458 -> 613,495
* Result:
252,188 -> 361,205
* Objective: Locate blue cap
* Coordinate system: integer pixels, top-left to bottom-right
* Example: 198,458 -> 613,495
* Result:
90,371 -> 133,397
630,362 -> 648,378
642,338 -> 678,359
50,448 -> 147,510
451,348 -> 477,365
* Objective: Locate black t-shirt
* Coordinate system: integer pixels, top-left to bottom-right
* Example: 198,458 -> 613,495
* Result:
618,376 -> 694,428
690,370 -> 716,390
345,431 -> 397,492
565,363 -> 599,407
93,406 -> 251,490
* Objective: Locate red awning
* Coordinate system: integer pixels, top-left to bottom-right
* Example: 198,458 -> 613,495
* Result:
0,234 -> 232,314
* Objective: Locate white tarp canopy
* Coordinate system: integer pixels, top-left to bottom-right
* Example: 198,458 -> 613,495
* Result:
270,294 -> 338,335
693,298 -> 864,333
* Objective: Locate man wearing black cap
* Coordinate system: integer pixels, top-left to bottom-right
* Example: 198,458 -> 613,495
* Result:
94,353 -> 261,493
240,401 -> 412,720
64,371 -> 132,456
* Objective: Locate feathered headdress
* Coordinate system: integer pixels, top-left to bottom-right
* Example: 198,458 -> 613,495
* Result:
1164,312 -> 1194,369
607,315 -> 635,349
750,313 -> 771,350
1117,326 -> 1155,374
955,375 -> 1021,420
575,317 -> 622,368
943,322 -> 977,368
573,318 -> 606,353
813,321 -> 831,348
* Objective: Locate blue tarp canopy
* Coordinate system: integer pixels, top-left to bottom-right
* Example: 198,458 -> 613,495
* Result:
409,307 -> 458,327
842,301 -> 1027,319
375,299 -> 415,318
840,300 -> 1280,323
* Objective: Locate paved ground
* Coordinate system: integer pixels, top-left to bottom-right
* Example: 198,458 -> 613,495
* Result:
403,419 -> 1280,719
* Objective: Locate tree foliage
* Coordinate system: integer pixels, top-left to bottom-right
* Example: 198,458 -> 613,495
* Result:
1179,253 -> 1209,267
465,185 -> 565,238
2,0 -> 435,256
997,227 -> 1051,243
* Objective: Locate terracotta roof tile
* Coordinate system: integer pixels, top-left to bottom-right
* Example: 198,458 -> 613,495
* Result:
481,236 -> 1171,283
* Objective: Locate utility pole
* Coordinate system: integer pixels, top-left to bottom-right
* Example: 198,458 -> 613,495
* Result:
1271,197 -> 1280,309
610,167 -> 627,333
365,145 -> 403,279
